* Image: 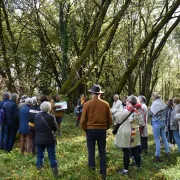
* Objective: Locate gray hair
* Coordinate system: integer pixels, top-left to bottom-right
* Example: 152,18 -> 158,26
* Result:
20,95 -> 28,103
25,97 -> 33,105
114,94 -> 119,99
127,95 -> 137,106
40,101 -> 51,112
31,96 -> 37,105
138,95 -> 146,103
11,93 -> 18,102
3,92 -> 11,99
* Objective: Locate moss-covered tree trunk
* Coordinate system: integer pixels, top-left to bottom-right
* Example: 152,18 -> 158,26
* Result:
116,0 -> 180,94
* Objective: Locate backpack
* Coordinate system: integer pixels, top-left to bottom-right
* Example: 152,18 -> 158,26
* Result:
0,102 -> 6,124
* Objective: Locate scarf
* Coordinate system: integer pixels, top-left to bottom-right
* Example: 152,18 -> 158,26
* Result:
126,106 -> 139,114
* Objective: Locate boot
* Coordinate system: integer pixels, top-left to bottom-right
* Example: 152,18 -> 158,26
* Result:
52,167 -> 59,178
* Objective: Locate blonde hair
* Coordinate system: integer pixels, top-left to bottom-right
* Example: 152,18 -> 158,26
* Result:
152,92 -> 161,99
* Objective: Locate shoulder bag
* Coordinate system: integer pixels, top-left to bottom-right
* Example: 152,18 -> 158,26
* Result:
112,110 -> 134,135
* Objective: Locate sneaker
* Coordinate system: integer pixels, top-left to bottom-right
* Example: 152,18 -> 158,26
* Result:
118,169 -> 129,175
153,156 -> 163,163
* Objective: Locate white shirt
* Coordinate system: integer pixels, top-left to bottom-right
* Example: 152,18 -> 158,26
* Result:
111,100 -> 123,115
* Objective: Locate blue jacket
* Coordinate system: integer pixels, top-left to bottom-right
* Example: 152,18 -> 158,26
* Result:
3,99 -> 19,127
19,105 -> 31,134
0,98 -> 10,109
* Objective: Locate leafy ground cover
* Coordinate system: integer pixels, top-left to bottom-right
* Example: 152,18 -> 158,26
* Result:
0,114 -> 180,180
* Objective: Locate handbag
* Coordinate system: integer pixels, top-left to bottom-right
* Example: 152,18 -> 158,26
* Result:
112,110 -> 134,135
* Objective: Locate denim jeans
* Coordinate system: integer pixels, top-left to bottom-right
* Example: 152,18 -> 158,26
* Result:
86,129 -> 106,176
152,121 -> 170,157
0,124 -> 5,149
36,143 -> 58,168
173,131 -> 180,152
4,124 -> 18,152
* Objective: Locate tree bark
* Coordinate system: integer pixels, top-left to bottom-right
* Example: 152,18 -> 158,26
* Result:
116,0 -> 180,94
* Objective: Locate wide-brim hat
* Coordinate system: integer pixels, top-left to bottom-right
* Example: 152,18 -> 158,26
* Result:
88,84 -> 104,94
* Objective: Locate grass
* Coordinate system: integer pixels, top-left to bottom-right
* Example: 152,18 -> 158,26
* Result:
0,113 -> 180,180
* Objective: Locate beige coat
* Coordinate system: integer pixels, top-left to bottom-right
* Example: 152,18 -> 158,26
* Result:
139,103 -> 148,137
114,109 -> 142,148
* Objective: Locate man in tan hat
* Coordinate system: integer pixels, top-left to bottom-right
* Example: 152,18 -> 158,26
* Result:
80,84 -> 112,180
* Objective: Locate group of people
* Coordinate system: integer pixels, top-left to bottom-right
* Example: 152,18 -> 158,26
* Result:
0,93 -> 64,177
80,85 -> 180,179
0,85 -> 180,179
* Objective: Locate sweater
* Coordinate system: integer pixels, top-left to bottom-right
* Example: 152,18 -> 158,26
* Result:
80,97 -> 112,131
170,104 -> 180,131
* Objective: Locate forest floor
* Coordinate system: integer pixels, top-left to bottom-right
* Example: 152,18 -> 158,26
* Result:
0,114 -> 180,180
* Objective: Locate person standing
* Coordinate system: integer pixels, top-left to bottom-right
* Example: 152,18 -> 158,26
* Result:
19,98 -> 33,155
150,92 -> 170,162
0,92 -> 11,150
80,84 -> 112,180
114,95 -> 143,175
3,93 -> 19,152
51,94 -> 63,136
138,95 -> 149,153
170,97 -> 180,152
110,94 -> 123,121
34,101 -> 59,178
76,94 -> 86,127
166,99 -> 175,146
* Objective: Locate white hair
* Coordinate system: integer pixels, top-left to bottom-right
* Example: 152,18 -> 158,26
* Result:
114,94 -> 119,99
25,97 -> 33,104
40,101 -> 51,112
31,96 -> 37,104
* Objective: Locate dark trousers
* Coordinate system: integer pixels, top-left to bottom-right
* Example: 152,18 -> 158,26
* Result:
4,124 -> 18,152
122,147 -> 141,170
141,137 -> 148,151
0,124 -> 5,149
86,129 -> 106,176
166,126 -> 175,144
27,126 -> 35,154
76,114 -> 81,127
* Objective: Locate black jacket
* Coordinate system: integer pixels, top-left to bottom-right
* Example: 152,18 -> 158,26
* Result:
34,111 -> 58,145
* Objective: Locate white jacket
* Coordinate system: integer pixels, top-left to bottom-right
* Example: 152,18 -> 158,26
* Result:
110,100 -> 123,115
